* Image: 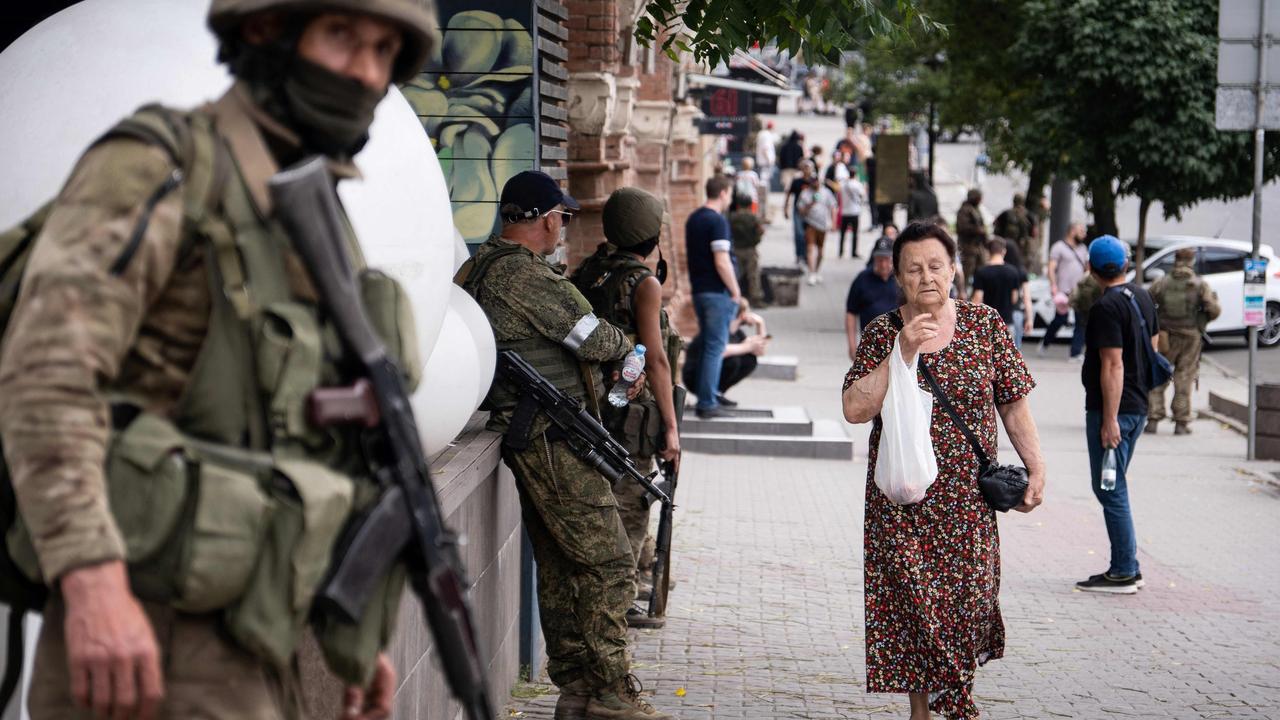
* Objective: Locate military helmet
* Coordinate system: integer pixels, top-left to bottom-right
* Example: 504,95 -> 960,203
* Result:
207,0 -> 440,83
602,188 -> 665,248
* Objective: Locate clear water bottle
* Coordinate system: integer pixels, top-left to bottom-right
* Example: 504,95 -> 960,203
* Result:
608,345 -> 646,407
1100,447 -> 1118,491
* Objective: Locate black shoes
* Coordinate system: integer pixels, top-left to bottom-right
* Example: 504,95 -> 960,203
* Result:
1076,572 -> 1144,594
695,406 -> 730,419
1174,422 -> 1192,435
626,605 -> 665,629
716,393 -> 738,408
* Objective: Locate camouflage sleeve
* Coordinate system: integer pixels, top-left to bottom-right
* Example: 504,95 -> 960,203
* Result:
506,263 -> 632,362
0,137 -> 186,581
1200,280 -> 1222,321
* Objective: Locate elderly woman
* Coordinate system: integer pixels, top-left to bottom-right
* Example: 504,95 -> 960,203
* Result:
841,222 -> 1046,719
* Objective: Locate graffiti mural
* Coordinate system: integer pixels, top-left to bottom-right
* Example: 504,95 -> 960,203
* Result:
403,0 -> 536,245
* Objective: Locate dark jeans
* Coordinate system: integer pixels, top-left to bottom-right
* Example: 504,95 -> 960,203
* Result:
792,212 -> 806,262
1071,319 -> 1086,357
691,292 -> 738,410
1085,410 -> 1146,577
838,214 -> 860,257
1043,312 -> 1086,358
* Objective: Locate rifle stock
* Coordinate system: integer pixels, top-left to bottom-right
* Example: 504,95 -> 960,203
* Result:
269,157 -> 494,720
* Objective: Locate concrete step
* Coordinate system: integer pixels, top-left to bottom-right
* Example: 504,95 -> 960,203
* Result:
682,406 -> 813,436
682,419 -> 853,459
754,355 -> 798,381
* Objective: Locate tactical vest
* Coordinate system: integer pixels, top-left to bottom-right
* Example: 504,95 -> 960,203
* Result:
1156,269 -> 1202,332
0,101 -> 413,687
571,248 -> 682,458
455,239 -> 602,413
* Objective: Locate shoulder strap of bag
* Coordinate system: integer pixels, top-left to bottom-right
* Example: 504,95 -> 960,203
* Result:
886,311 -> 992,468
1120,287 -> 1154,337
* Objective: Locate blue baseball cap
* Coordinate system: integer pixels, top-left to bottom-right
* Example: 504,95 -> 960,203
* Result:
499,171 -> 580,222
1088,234 -> 1128,277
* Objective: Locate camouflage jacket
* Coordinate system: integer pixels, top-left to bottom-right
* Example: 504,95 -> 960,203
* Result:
463,235 -> 632,431
1150,262 -> 1221,334
0,84 -> 358,581
955,202 -> 986,244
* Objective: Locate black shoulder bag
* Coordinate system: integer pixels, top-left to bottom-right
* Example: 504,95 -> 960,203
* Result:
886,311 -> 1028,511
919,364 -> 1029,512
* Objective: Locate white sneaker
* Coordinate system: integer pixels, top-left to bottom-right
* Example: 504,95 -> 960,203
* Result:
806,274 -> 817,286
815,274 -> 824,284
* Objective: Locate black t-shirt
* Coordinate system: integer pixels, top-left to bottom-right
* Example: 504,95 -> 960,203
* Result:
787,178 -> 809,212
1083,284 -> 1160,415
686,207 -> 736,294
972,263 -> 1026,323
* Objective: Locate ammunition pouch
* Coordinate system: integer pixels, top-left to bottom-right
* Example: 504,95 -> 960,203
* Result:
602,398 -> 664,460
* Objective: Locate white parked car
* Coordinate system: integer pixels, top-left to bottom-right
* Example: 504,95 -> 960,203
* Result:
1028,236 -> 1280,348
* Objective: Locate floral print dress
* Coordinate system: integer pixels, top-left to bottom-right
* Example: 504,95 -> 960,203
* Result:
843,301 -> 1035,719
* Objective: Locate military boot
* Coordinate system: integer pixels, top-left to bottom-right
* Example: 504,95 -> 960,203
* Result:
626,605 -> 665,629
1144,420 -> 1159,435
554,678 -> 593,720
1174,422 -> 1192,435
586,675 -> 676,719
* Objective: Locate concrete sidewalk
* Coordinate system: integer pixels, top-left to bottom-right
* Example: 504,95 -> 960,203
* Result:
506,121 -> 1280,719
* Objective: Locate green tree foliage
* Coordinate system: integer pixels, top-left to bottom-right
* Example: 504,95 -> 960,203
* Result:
634,0 -> 940,69
1014,0 -> 1280,261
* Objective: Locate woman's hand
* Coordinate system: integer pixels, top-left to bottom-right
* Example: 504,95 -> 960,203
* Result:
1015,467 -> 1045,513
745,335 -> 769,357
898,312 -> 939,363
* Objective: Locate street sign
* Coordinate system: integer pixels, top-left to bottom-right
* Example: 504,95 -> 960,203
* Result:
1244,258 -> 1269,326
1216,0 -> 1280,130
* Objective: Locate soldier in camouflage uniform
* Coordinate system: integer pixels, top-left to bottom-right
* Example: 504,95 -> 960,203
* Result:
456,172 -> 676,720
955,188 -> 988,293
1147,248 -> 1221,435
570,188 -> 683,630
994,193 -> 1036,273
0,1 -> 437,718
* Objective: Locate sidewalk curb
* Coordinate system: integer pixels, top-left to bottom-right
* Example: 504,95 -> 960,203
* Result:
1237,464 -> 1280,491
1198,408 -> 1248,437
1201,353 -> 1243,382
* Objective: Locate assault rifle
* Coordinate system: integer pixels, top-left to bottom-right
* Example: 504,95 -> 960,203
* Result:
646,386 -> 685,619
269,158 -> 493,720
496,350 -> 671,506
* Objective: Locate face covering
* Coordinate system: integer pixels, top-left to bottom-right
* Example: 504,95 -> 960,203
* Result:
282,58 -> 385,157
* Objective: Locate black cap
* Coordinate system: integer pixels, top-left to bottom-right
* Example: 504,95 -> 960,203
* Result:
499,171 -> 580,221
871,236 -> 894,258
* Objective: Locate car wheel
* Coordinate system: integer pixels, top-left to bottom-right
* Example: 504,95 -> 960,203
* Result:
1261,301 -> 1280,348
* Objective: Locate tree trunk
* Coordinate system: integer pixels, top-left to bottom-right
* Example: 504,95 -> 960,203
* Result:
1135,196 -> 1152,273
1025,163 -> 1049,225
1084,174 -> 1119,238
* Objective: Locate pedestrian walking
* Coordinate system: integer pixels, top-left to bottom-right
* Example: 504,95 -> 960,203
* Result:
778,131 -> 805,199
571,187 -> 684,629
755,120 -> 778,200
784,161 -> 817,267
1146,248 -> 1221,435
838,170 -> 866,258
0,3 -> 444,718
1040,222 -> 1090,358
798,175 -> 838,285
462,172 -> 677,719
682,301 -> 768,407
734,156 -> 761,213
686,176 -> 742,419
955,188 -> 988,293
1070,272 -> 1104,362
993,194 -> 1034,273
844,237 -> 899,360
907,171 -> 939,223
729,193 -> 765,305
971,237 -> 1033,350
1077,235 -> 1158,595
842,222 -> 1045,720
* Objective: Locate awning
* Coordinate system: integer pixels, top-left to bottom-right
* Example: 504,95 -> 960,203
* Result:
686,73 -> 802,98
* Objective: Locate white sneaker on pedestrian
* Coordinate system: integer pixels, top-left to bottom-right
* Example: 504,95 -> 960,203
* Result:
815,274 -> 824,284
806,274 -> 817,286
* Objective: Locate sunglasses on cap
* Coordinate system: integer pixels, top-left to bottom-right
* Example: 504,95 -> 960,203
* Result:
546,209 -> 574,225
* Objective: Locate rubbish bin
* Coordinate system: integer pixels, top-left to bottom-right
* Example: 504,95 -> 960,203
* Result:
761,266 -> 804,306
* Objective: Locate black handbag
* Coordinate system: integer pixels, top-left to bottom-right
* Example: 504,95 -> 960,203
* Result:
919,363 -> 1029,512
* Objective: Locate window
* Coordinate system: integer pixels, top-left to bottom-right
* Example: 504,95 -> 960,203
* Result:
1144,251 -> 1179,282
1200,247 -> 1249,275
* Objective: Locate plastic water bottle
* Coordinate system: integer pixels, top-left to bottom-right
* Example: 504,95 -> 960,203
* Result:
608,345 -> 646,407
1100,447 -> 1118,491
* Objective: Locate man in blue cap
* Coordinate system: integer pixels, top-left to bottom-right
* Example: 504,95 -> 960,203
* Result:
456,171 -> 677,719
1077,235 -> 1160,595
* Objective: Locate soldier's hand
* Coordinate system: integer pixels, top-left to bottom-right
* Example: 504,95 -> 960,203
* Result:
342,652 -> 396,720
661,427 -> 682,473
61,560 -> 163,720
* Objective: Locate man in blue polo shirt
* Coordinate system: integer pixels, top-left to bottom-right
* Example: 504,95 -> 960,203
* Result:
686,176 -> 742,418
844,236 -> 900,359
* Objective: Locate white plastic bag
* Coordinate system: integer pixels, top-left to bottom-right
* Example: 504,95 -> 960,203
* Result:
874,337 -> 939,505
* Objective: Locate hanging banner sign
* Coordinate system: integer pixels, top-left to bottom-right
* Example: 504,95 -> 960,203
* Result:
1244,257 -> 1268,326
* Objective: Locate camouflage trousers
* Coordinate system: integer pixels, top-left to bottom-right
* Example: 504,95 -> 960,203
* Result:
613,456 -> 657,581
1149,330 -> 1201,425
734,247 -> 764,306
959,238 -> 988,292
503,431 -> 634,690
29,596 -> 293,719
